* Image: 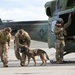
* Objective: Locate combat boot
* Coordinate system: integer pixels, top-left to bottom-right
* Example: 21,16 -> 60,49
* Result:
3,63 -> 8,67
59,58 -> 63,64
56,60 -> 61,64
3,62 -> 8,67
3,65 -> 8,67
20,61 -> 25,66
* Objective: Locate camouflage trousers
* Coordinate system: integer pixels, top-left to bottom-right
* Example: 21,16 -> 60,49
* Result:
55,39 -> 65,64
14,46 -> 26,66
0,43 -> 8,67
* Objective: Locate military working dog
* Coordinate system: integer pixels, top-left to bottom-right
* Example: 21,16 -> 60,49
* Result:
24,48 -> 49,66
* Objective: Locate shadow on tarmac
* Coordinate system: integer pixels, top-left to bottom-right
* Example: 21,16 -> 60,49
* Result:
0,60 -> 75,68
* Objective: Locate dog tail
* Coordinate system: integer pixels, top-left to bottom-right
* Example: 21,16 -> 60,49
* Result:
45,53 -> 49,60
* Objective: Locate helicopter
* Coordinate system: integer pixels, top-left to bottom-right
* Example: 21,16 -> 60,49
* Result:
45,0 -> 75,56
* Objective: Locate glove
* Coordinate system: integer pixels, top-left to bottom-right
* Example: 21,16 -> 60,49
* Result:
25,45 -> 29,49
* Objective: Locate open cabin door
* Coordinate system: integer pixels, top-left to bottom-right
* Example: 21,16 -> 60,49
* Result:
47,17 -> 57,48
59,9 -> 75,52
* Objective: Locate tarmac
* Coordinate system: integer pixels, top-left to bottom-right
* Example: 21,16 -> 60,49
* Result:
0,40 -> 75,75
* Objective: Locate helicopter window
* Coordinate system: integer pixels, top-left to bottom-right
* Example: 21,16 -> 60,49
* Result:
46,7 -> 52,17
45,1 -> 56,17
51,20 -> 56,32
67,0 -> 75,9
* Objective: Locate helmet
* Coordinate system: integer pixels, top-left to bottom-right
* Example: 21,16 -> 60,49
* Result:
56,18 -> 64,24
56,18 -> 64,27
5,27 -> 12,32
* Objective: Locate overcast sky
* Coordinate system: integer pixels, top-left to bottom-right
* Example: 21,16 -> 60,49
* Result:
0,0 -> 52,21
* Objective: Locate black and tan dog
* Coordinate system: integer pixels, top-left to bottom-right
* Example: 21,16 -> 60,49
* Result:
25,48 -> 49,66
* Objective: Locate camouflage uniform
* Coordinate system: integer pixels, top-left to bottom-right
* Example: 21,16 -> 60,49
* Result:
54,14 -> 71,63
14,29 -> 31,66
0,27 -> 12,67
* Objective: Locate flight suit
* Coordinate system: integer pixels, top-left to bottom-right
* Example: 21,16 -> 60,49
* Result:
54,14 -> 71,63
14,29 -> 31,66
0,28 -> 11,67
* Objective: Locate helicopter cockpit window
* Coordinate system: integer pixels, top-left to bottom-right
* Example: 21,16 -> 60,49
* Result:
46,7 -> 52,17
51,20 -> 56,32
